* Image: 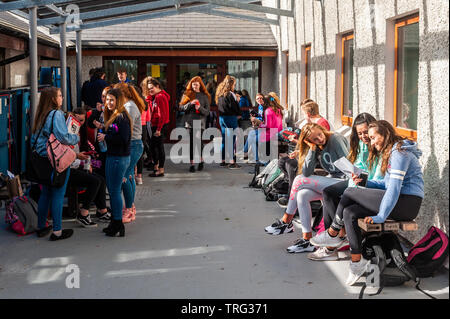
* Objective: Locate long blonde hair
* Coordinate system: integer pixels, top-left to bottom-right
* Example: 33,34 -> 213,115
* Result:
215,75 -> 236,104
140,76 -> 153,97
103,88 -> 132,132
114,82 -> 147,113
296,123 -> 332,175
32,87 -> 61,133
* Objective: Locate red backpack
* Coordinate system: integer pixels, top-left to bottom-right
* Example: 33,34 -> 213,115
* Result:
407,226 -> 449,278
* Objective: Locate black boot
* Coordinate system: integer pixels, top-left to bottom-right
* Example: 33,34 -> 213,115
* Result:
104,219 -> 125,237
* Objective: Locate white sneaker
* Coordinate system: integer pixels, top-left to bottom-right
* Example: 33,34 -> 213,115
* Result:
264,219 -> 294,235
346,258 -> 370,286
286,238 -> 315,253
135,176 -> 143,185
310,230 -> 344,248
307,247 -> 339,261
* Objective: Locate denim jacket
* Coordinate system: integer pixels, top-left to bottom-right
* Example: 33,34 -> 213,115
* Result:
31,109 -> 79,157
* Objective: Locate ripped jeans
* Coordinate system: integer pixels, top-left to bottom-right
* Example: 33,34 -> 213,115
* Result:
122,140 -> 144,209
286,174 -> 344,233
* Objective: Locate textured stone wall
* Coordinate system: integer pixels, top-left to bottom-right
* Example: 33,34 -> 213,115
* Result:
264,0 -> 449,242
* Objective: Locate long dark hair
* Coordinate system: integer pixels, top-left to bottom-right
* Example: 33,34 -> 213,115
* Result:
368,120 -> 407,175
348,113 -> 377,163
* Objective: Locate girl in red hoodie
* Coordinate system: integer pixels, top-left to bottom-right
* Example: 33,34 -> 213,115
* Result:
147,78 -> 170,177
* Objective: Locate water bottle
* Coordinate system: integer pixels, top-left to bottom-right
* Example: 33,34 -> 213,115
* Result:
98,129 -> 107,153
84,156 -> 91,171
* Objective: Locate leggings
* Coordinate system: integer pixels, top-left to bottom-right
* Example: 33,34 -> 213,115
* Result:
278,155 -> 298,195
322,180 -> 349,229
68,169 -> 107,211
150,124 -> 167,169
286,174 -> 343,233
331,187 -> 422,254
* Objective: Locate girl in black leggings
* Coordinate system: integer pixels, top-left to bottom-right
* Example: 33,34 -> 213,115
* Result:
311,120 -> 424,286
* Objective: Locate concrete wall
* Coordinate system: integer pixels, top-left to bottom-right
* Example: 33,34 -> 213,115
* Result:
263,0 -> 449,242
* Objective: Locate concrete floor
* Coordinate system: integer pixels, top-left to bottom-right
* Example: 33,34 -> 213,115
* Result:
0,147 -> 448,299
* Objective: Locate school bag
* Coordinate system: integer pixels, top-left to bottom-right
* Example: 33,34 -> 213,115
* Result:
407,226 -> 449,278
249,159 -> 278,189
264,174 -> 289,201
5,196 -> 40,235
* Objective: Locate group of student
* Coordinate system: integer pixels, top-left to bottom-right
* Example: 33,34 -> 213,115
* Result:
261,98 -> 424,286
30,69 -> 172,240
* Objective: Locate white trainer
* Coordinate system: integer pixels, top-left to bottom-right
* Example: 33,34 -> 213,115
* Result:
307,247 -> 339,261
310,230 -> 344,248
346,258 -> 370,286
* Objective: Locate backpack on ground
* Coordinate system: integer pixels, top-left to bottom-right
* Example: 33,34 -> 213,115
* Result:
250,159 -> 278,189
248,162 -> 263,188
359,232 -> 419,298
407,226 -> 449,278
5,196 -> 40,235
264,174 -> 289,201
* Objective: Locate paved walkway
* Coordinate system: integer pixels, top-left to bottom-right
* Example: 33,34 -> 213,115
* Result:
0,147 -> 448,299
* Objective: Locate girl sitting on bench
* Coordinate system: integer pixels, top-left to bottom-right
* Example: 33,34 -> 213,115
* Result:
311,120 -> 424,286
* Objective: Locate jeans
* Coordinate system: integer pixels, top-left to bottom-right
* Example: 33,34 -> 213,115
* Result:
122,140 -> 144,209
244,129 -> 259,161
38,168 -> 71,232
105,155 -> 130,220
219,115 -> 238,162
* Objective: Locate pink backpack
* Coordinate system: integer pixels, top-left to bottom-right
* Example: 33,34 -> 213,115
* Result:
46,111 -> 76,173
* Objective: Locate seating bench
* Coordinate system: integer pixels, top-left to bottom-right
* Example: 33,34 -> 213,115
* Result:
358,219 -> 418,232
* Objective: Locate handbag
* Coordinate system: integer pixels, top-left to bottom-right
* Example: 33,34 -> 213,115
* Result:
26,110 -> 68,188
46,111 -> 77,173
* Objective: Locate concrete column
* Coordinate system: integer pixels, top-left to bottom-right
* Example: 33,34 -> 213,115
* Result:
29,6 -> 38,123
76,30 -> 82,108
60,22 -> 67,111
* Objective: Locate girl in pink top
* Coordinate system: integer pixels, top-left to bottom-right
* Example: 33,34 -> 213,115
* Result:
259,93 -> 284,143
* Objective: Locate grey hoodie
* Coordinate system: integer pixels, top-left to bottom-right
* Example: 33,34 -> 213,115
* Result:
179,92 -> 210,129
302,133 -> 349,178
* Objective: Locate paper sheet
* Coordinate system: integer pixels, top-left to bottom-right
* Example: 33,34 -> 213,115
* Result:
333,157 -> 364,179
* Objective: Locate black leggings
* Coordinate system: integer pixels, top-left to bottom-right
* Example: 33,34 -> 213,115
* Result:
322,180 -> 349,229
150,124 -> 167,169
331,187 -> 422,254
278,155 -> 298,195
68,169 -> 107,211
137,124 -> 151,174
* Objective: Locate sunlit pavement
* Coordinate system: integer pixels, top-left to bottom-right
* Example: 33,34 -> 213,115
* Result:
0,146 -> 448,299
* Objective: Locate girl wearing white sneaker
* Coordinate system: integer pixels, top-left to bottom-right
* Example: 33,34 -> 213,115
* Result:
310,120 -> 424,285
308,113 -> 384,261
264,123 -> 349,254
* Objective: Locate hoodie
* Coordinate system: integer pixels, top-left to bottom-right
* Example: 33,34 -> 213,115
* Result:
147,90 -> 170,132
367,140 -> 424,223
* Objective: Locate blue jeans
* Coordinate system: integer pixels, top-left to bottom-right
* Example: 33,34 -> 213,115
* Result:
38,168 -> 71,232
122,140 -> 144,209
105,155 -> 130,220
219,115 -> 238,162
244,129 -> 259,161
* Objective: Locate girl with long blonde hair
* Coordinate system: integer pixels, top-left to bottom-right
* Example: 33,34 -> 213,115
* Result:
216,75 -> 242,169
265,123 -> 349,254
97,88 -> 132,237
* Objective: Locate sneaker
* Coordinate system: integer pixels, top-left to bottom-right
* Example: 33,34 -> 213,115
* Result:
286,238 -> 315,253
228,163 -> 241,169
96,210 -> 112,222
310,230 -> 344,248
197,162 -> 204,171
307,247 -> 339,261
189,165 -> 196,173
265,219 -> 294,235
346,258 -> 370,286
77,214 -> 97,228
277,196 -> 289,208
135,176 -> 143,185
219,162 -> 228,167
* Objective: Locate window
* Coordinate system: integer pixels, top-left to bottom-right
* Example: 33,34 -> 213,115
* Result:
304,45 -> 311,99
341,33 -> 354,126
227,60 -> 259,103
394,15 -> 419,139
104,59 -> 138,85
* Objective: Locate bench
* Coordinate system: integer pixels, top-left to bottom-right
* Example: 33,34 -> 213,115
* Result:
358,219 -> 418,233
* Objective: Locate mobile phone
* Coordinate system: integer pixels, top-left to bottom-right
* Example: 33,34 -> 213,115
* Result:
359,172 -> 368,187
